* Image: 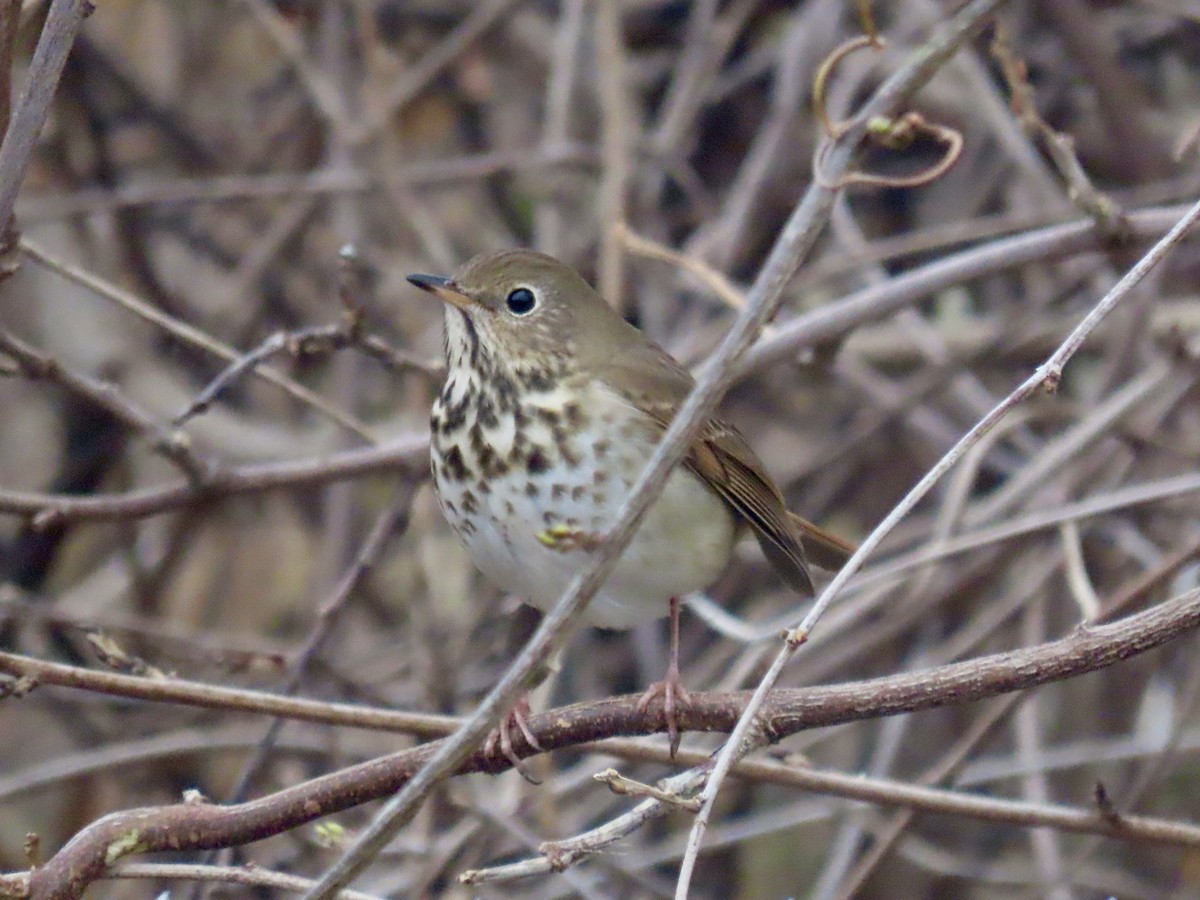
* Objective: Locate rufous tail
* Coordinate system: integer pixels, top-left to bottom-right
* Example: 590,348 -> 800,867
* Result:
788,512 -> 855,571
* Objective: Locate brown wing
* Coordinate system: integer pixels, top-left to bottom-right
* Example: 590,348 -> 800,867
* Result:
687,418 -> 815,595
596,339 -> 844,595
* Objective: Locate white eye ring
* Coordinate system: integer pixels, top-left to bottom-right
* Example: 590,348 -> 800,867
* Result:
505,286 -> 537,315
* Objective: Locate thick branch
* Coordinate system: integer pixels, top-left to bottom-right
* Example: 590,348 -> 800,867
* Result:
20,587 -> 1200,900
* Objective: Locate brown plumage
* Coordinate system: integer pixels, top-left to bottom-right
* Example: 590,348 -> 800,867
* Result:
595,344 -> 852,595
410,248 -> 853,758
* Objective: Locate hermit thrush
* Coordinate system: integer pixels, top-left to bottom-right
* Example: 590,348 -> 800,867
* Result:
409,250 -> 851,759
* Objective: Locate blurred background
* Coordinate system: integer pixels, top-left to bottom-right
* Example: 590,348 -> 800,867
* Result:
1,0 -> 1199,897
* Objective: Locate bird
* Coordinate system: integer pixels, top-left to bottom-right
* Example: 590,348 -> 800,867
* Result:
408,249 -> 852,762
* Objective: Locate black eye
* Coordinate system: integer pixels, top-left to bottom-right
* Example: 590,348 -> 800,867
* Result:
505,287 -> 537,315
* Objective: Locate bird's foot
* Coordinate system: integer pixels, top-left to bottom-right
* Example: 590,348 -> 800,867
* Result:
483,694 -> 544,783
637,663 -> 692,758
535,523 -> 603,553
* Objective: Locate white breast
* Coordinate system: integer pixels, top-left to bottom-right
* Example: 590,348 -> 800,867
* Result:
432,381 -> 736,629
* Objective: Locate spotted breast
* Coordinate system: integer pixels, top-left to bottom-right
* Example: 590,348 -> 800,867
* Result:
430,307 -> 737,629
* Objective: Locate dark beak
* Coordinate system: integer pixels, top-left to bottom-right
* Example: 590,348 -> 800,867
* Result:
407,273 -> 476,310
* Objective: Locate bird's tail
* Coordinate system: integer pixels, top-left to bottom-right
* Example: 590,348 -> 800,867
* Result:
788,512 -> 855,571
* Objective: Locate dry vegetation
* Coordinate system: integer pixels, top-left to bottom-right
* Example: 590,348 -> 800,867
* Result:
1,1 -> 1200,898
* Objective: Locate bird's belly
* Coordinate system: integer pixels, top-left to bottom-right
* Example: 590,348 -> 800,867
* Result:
432,440 -> 736,630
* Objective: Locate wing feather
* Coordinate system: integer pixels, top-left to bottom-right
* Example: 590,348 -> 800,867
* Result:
596,345 -> 834,595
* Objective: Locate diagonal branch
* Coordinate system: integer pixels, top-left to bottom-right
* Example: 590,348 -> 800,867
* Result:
0,0 -> 92,236
678,185 -> 1200,900
300,0 -> 1023,894
15,585 -> 1200,899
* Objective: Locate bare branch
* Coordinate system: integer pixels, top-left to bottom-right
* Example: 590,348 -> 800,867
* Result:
15,585 -> 1200,899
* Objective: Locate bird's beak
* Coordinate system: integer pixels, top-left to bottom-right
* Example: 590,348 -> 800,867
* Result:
407,273 -> 477,310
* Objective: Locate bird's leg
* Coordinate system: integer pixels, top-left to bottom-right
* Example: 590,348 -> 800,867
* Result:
483,693 -> 544,783
636,595 -> 691,757
482,605 -> 554,783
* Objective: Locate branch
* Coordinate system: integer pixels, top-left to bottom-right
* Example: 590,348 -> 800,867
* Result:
738,204 -> 1195,376
300,0 -> 1018,893
16,586 -> 1200,899
116,863 -> 382,900
678,1 -> 1019,891
0,330 -> 209,481
0,650 -> 458,739
19,239 -> 377,442
678,186 -> 1200,898
16,145 -> 594,222
462,738 -> 1200,884
0,439 -> 427,524
0,0 -> 92,233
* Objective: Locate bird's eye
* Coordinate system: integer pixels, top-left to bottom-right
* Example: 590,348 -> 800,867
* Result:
505,287 -> 537,315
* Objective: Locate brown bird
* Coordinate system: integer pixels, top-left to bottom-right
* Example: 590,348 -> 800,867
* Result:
409,250 -> 851,760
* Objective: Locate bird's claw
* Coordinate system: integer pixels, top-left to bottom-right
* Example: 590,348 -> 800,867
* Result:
483,696 -> 544,783
637,666 -> 692,758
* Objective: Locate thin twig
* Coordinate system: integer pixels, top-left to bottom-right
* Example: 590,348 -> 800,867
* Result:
679,190 -> 1200,899
173,326 -> 437,428
0,648 -> 460,737
20,238 -> 377,442
676,3 -> 1015,892
113,862 -> 383,900
16,145 -> 593,222
0,0 -> 92,234
593,768 -> 703,811
0,438 -> 427,524
617,222 -> 749,312
991,22 -> 1125,235
595,0 -> 631,306
739,204 -> 1193,375
0,329 -> 210,481
14,585 -> 1200,899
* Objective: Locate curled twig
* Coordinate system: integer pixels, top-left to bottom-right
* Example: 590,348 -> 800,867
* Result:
812,35 -> 882,139
814,111 -> 964,190
812,36 -> 964,191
